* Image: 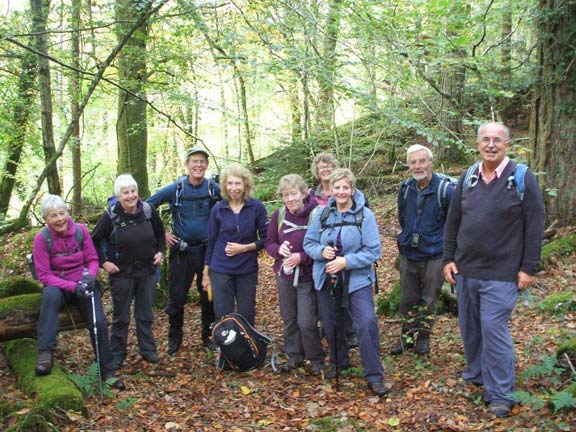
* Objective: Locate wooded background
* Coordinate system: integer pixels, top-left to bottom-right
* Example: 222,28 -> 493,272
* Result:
0,0 -> 574,231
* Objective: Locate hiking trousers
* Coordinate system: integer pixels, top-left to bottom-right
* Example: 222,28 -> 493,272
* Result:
456,275 -> 519,407
109,274 -> 157,361
210,270 -> 258,326
37,285 -> 114,377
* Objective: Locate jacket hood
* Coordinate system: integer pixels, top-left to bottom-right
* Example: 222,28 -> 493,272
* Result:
326,188 -> 367,214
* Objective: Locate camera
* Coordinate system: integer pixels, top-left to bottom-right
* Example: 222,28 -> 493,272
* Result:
176,239 -> 189,252
410,233 -> 420,248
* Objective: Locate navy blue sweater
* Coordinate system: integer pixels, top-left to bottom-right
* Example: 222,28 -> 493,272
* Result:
442,161 -> 545,281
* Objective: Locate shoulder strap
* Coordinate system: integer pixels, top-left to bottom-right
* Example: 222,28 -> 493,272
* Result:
41,227 -> 53,253
73,223 -> 84,249
174,175 -> 187,207
462,161 -> 480,192
320,205 -> 332,230
142,201 -> 152,219
320,206 -> 364,231
277,206 -> 286,232
437,177 -> 452,219
398,178 -> 413,221
513,163 -> 528,201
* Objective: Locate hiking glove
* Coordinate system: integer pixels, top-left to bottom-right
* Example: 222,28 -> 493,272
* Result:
80,273 -> 96,292
75,282 -> 90,298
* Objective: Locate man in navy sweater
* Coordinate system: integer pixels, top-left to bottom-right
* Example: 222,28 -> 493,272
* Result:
442,122 -> 545,418
393,144 -> 454,356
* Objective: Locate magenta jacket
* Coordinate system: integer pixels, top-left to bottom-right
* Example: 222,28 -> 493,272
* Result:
33,218 -> 100,293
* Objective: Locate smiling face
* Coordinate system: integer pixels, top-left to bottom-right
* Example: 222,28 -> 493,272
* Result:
477,123 -> 510,168
408,149 -> 433,183
226,175 -> 245,202
282,187 -> 305,214
317,162 -> 335,183
118,186 -> 139,213
331,178 -> 354,209
185,152 -> 208,184
44,206 -> 70,235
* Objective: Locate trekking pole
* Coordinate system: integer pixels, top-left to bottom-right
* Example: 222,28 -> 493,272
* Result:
328,241 -> 340,391
88,290 -> 104,400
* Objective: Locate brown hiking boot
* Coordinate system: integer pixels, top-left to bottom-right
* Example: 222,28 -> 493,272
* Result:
35,350 -> 54,376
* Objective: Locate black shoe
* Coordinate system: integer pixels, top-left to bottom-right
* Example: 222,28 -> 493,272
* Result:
347,334 -> 359,349
35,350 -> 54,376
488,403 -> 511,418
368,381 -> 391,396
311,362 -> 325,376
325,365 -> 349,379
281,358 -> 303,372
142,352 -> 159,363
105,375 -> 126,391
167,338 -> 182,356
414,337 -> 430,355
390,340 -> 413,355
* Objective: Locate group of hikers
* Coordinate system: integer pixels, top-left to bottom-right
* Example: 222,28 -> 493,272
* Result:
31,121 -> 544,418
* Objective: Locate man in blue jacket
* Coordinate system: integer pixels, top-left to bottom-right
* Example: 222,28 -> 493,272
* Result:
393,144 -> 454,356
147,147 -> 222,355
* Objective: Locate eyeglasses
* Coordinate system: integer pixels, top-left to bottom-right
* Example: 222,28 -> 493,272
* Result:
282,191 -> 301,200
189,159 -> 208,165
318,165 -> 333,172
480,137 -> 506,145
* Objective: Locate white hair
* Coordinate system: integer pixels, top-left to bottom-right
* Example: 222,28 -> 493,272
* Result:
114,174 -> 138,197
41,194 -> 68,219
406,144 -> 434,163
477,122 -> 510,140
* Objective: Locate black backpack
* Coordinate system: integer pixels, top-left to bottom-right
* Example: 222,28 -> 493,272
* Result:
211,313 -> 277,372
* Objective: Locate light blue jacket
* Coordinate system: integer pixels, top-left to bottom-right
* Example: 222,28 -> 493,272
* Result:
304,190 -> 381,294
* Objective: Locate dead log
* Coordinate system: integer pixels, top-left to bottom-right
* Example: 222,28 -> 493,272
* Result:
0,293 -> 86,342
3,337 -> 87,416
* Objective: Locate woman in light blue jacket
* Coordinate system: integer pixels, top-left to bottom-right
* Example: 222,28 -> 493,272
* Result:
304,168 -> 390,396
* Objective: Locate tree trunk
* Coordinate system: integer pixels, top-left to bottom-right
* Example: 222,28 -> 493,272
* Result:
30,0 -> 61,196
115,0 -> 150,197
0,53 -> 37,219
529,0 -> 576,228
0,293 -> 87,342
498,7 -> 514,125
316,0 -> 342,131
70,0 -> 82,216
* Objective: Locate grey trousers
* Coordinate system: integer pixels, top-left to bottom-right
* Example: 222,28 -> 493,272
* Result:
276,276 -> 325,364
399,255 -> 444,339
456,274 -> 519,407
109,275 -> 157,361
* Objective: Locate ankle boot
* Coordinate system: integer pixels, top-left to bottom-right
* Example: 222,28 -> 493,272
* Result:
36,350 -> 54,376
415,335 -> 430,355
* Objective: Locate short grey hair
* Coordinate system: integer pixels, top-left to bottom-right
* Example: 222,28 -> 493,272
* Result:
330,168 -> 357,189
114,174 -> 138,197
406,144 -> 433,163
41,194 -> 68,219
477,122 -> 510,140
277,174 -> 308,198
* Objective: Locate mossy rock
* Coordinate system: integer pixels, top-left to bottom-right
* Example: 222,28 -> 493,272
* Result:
3,338 -> 87,417
376,280 -> 401,317
541,234 -> 576,265
540,291 -> 576,315
0,277 -> 42,299
0,293 -> 42,321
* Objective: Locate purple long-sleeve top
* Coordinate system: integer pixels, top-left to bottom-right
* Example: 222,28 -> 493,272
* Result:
265,194 -> 317,282
33,218 -> 100,292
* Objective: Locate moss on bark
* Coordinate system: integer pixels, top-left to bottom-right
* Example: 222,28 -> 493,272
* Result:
0,277 -> 42,299
4,338 -> 87,417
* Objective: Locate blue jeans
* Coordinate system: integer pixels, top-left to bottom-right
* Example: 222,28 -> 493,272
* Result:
109,274 -> 157,361
456,275 -> 519,407
37,285 -> 114,377
210,270 -> 258,325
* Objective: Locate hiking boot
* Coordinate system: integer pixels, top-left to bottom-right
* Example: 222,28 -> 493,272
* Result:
281,358 -> 303,372
167,337 -> 182,356
112,357 -> 125,371
325,364 -> 349,379
414,336 -> 430,355
105,375 -> 126,391
368,381 -> 391,396
142,352 -> 159,364
311,362 -> 325,376
35,350 -> 54,376
390,340 -> 413,355
488,403 -> 511,418
347,334 -> 359,349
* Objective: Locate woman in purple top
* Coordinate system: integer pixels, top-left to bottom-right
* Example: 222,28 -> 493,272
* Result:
309,153 -> 339,206
202,164 -> 268,326
265,175 -> 325,375
33,195 -> 124,390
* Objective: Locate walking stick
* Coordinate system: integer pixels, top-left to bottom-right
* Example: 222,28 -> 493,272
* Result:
328,241 -> 340,391
88,290 -> 104,400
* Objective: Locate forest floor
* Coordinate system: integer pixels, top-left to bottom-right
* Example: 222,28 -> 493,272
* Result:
1,197 -> 574,431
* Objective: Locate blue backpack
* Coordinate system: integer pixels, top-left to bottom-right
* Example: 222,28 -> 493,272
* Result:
462,161 -> 528,201
399,174 -> 457,222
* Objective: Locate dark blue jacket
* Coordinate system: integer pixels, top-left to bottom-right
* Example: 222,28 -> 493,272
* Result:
205,198 -> 268,275
146,177 -> 221,243
397,173 -> 454,261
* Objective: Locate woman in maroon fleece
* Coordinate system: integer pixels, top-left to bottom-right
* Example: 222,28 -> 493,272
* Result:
265,174 -> 325,375
33,195 -> 124,390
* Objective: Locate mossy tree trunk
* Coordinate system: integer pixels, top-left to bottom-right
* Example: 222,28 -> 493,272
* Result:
529,0 -> 576,228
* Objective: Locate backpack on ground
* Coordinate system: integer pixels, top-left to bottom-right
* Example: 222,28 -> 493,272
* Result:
462,161 -> 528,201
398,174 -> 457,222
26,224 -> 84,280
211,313 -> 278,372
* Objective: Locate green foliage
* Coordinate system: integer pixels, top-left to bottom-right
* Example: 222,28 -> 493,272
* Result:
68,363 -> 112,398
0,276 -> 41,299
540,291 -> 576,315
549,391 -> 576,412
541,235 -> 576,263
310,416 -> 357,431
376,280 -> 400,317
116,396 -> 138,410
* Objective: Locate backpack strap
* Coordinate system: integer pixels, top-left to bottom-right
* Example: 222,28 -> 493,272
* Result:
142,201 -> 152,219
42,224 -> 84,256
40,227 -> 53,254
174,175 -> 187,208
320,205 -> 364,232
512,163 -> 528,201
462,161 -> 481,192
398,178 -> 413,223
